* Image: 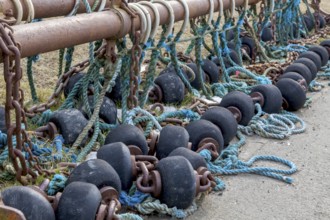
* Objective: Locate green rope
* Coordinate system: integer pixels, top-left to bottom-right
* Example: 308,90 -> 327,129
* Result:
58,48 -> 65,77
26,57 -> 38,102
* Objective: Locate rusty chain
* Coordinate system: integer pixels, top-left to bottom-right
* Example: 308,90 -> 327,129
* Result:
0,22 -> 45,185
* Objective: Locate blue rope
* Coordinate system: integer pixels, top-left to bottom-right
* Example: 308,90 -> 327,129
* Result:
120,190 -> 150,207
47,174 -> 67,195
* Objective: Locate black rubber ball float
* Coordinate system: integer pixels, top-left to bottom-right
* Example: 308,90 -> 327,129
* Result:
185,62 -> 206,90
202,59 -> 220,84
156,125 -> 190,160
1,186 -> 55,220
212,49 -> 240,68
303,15 -> 314,31
81,96 -> 117,124
168,147 -> 207,170
261,27 -> 273,42
276,78 -> 306,111
156,156 -> 196,209
153,72 -> 185,104
308,45 -> 329,67
66,159 -> 122,192
298,51 -> 322,71
320,39 -> 330,57
105,76 -> 122,103
219,91 -> 255,126
294,58 -> 318,80
63,72 -> 84,98
201,106 -> 237,146
0,106 -> 6,133
314,13 -> 326,29
97,142 -> 133,191
284,63 -> 313,85
278,72 -> 308,92
56,182 -> 102,220
185,119 -> 224,153
241,36 -> 256,58
104,124 -> 148,155
49,109 -> 88,145
250,84 -> 283,114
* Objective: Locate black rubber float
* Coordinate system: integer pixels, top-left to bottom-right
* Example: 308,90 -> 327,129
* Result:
97,142 -> 133,191
156,125 -> 190,160
276,78 -> 306,111
320,39 -> 330,57
56,182 -> 102,220
104,124 -> 148,155
185,62 -> 206,90
156,156 -> 196,209
1,186 -> 55,220
105,76 -> 122,102
168,147 -> 207,170
49,109 -> 88,145
0,106 -> 6,133
202,59 -> 220,84
278,72 -> 308,91
80,96 -> 117,124
63,72 -> 85,98
201,106 -> 237,146
250,84 -> 283,114
299,51 -> 322,71
152,72 -> 185,104
66,159 -> 122,192
184,119 -> 224,153
294,58 -> 318,80
308,45 -> 329,67
261,27 -> 273,42
241,36 -> 256,59
284,63 -> 313,85
219,91 -> 255,126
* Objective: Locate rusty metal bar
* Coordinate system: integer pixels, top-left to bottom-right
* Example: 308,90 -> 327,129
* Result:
7,0 -> 261,59
0,0 -> 111,20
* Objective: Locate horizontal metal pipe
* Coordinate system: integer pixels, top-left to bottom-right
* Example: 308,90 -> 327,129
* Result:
10,0 -> 261,59
0,0 -> 111,21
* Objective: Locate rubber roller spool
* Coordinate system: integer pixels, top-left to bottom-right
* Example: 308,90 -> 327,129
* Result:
105,76 -> 122,103
320,39 -> 330,57
66,159 -> 122,192
63,72 -> 84,98
97,142 -> 133,191
153,72 -> 185,104
156,125 -> 190,160
250,84 -> 283,114
211,49 -> 240,69
219,91 -> 255,126
294,58 -> 318,80
201,106 -> 237,146
56,182 -> 102,220
1,186 -> 55,220
202,59 -> 220,84
308,45 -> 329,67
49,109 -> 88,145
80,96 -> 117,124
185,62 -> 206,90
241,36 -> 256,59
284,63 -> 313,85
184,119 -> 224,153
261,27 -> 273,42
0,106 -> 6,133
303,15 -> 314,31
104,124 -> 148,155
156,156 -> 196,209
278,72 -> 308,92
168,147 -> 207,170
276,78 -> 306,111
299,51 -> 322,71
314,13 -> 326,29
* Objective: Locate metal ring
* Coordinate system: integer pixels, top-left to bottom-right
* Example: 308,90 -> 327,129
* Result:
176,0 -> 189,35
134,3 -> 152,44
67,0 -> 80,16
23,0 -> 35,23
153,0 -> 175,38
11,0 -> 23,24
218,0 -> 224,18
139,1 -> 160,39
98,0 -> 107,12
206,0 -> 214,25
229,0 -> 235,18
128,3 -> 147,44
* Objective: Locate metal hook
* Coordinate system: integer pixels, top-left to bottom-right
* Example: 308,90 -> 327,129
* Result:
153,0 -> 175,38
139,1 -> 160,39
128,3 -> 147,44
134,3 -> 152,44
